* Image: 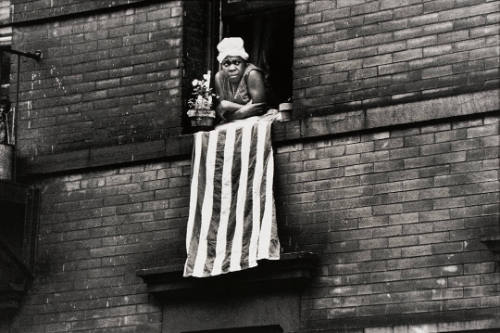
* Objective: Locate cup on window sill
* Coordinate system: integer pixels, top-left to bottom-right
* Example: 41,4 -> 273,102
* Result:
278,102 -> 292,122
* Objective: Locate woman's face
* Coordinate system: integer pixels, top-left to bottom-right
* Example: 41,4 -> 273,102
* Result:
221,56 -> 246,83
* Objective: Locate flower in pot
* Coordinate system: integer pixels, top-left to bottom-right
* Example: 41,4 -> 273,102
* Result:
0,98 -> 14,180
187,71 -> 216,130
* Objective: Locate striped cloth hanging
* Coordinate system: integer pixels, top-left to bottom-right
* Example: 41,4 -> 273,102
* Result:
184,112 -> 280,278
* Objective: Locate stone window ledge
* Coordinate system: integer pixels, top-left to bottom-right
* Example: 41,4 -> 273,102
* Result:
136,251 -> 316,299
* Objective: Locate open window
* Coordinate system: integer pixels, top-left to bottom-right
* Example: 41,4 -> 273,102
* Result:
182,0 -> 294,130
219,0 -> 294,108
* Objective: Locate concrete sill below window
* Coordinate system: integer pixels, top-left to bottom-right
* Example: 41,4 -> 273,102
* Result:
136,251 -> 316,299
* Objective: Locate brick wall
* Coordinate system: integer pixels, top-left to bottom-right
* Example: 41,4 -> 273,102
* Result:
11,0 -> 145,22
10,160 -> 191,332
274,113 -> 499,328
4,0 -> 499,332
7,111 -> 499,332
293,0 -> 500,115
13,1 -> 184,158
13,0 -> 500,155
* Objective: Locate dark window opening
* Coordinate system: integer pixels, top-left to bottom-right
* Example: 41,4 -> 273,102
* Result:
0,200 -> 25,254
182,0 -> 294,131
0,183 -> 39,270
221,0 -> 294,108
0,47 -> 10,101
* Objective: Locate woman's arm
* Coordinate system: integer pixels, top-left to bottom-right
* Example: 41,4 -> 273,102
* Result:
224,102 -> 266,121
226,70 -> 266,120
246,70 -> 266,104
215,70 -> 267,122
214,72 -> 231,122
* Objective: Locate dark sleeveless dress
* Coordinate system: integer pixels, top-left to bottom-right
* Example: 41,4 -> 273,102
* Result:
218,63 -> 265,105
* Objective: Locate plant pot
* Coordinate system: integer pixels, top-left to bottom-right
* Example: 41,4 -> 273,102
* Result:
0,143 -> 14,180
187,109 -> 216,130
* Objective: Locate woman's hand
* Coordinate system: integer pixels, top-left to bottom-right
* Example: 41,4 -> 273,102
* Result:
229,102 -> 266,120
216,100 -> 240,122
217,100 -> 266,121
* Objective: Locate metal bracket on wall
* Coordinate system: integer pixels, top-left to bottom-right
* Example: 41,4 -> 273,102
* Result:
3,49 -> 42,61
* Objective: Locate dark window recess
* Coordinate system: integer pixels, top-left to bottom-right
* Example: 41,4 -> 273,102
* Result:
221,0 -> 294,108
182,0 -> 294,131
0,182 -> 38,267
0,47 -> 10,100
0,181 -> 39,318
0,200 -> 25,254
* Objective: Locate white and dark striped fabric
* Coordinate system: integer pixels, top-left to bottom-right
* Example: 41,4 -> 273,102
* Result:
184,112 -> 280,278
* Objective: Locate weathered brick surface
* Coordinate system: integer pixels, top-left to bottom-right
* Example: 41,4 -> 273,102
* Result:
9,160 -> 191,333
9,112 -> 499,332
293,0 -> 500,115
11,0 -> 146,22
4,0 -> 499,332
12,0 -> 500,157
13,1 -> 184,158
275,114 -> 499,327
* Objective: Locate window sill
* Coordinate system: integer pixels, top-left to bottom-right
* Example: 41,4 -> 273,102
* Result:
136,251 -> 317,299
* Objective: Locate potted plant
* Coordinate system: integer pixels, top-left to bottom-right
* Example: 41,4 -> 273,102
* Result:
187,71 -> 216,131
0,98 -> 13,180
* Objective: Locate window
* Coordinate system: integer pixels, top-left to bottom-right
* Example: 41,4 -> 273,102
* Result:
0,46 -> 10,101
219,0 -> 294,108
0,182 -> 39,317
0,182 -> 38,270
182,0 -> 294,130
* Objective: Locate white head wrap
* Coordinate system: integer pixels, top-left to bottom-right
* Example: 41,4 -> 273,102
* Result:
216,37 -> 249,63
